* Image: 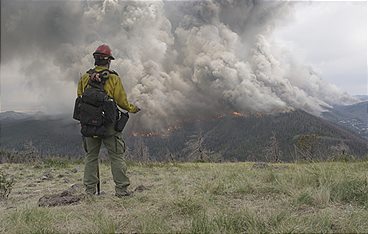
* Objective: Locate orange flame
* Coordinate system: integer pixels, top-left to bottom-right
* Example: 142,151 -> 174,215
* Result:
130,124 -> 181,137
232,111 -> 242,116
130,111 -> 258,137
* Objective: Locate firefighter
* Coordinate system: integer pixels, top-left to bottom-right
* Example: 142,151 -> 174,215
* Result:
77,44 -> 140,197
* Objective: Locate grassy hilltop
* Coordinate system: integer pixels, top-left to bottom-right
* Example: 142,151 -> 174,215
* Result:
1,160 -> 368,233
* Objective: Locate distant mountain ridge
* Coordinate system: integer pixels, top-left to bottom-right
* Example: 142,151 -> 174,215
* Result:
0,111 -> 45,122
322,101 -> 368,139
1,106 -> 367,162
354,95 -> 368,102
0,111 -> 32,121
135,109 -> 367,162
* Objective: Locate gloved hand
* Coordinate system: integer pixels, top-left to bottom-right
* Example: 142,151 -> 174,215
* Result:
132,106 -> 141,113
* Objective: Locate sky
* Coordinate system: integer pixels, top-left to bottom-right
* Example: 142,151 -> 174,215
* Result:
0,1 -> 366,128
273,1 -> 367,95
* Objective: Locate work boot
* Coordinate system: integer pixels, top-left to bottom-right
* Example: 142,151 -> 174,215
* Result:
115,190 -> 133,197
85,187 -> 96,196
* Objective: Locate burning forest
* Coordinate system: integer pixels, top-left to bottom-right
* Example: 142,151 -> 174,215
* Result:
1,0 -> 357,128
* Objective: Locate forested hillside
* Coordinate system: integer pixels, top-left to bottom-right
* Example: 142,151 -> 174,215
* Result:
129,110 -> 367,162
1,109 -> 367,162
322,101 -> 368,139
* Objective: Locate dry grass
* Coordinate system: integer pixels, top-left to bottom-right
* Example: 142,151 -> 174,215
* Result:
1,160 -> 368,233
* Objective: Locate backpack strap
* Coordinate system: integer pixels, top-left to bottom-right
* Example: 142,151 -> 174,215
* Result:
83,68 -> 117,92
86,68 -> 95,74
86,68 -> 117,76
110,70 -> 118,76
85,69 -> 110,90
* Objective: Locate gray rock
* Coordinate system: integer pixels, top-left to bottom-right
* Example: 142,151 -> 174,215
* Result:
134,185 -> 150,192
41,171 -> 53,180
71,167 -> 79,173
63,178 -> 70,183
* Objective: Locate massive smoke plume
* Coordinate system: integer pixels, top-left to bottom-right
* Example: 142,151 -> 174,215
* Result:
1,0 -> 356,129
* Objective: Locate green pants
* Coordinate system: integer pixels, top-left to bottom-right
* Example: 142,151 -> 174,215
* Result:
83,131 -> 130,195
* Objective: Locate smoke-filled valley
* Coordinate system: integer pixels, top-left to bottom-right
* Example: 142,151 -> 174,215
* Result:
1,0 -> 358,130
1,100 -> 367,162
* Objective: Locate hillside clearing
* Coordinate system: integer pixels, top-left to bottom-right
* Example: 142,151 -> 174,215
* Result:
1,161 -> 368,233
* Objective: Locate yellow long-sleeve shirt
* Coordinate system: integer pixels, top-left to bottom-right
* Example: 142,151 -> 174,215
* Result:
77,66 -> 138,113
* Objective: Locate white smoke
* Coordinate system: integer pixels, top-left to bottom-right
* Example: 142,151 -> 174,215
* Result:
1,0 -> 357,129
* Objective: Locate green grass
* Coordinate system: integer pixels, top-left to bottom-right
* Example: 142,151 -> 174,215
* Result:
6,207 -> 57,234
40,158 -> 72,169
0,161 -> 368,233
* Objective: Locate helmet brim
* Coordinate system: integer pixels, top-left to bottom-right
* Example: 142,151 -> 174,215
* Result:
93,52 -> 115,60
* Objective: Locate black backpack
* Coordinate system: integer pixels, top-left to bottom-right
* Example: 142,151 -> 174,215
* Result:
73,69 -> 118,137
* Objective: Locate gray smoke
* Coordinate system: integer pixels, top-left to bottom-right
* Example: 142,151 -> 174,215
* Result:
1,0 -> 356,129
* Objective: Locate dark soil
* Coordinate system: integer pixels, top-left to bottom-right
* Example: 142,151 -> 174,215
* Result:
38,184 -> 84,207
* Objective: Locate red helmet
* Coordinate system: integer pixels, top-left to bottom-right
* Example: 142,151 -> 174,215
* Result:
93,44 -> 115,60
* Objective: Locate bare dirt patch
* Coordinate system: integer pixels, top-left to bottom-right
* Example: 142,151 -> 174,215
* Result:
38,184 -> 84,207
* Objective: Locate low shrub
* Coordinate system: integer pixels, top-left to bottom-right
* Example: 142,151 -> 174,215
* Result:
0,171 -> 14,199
